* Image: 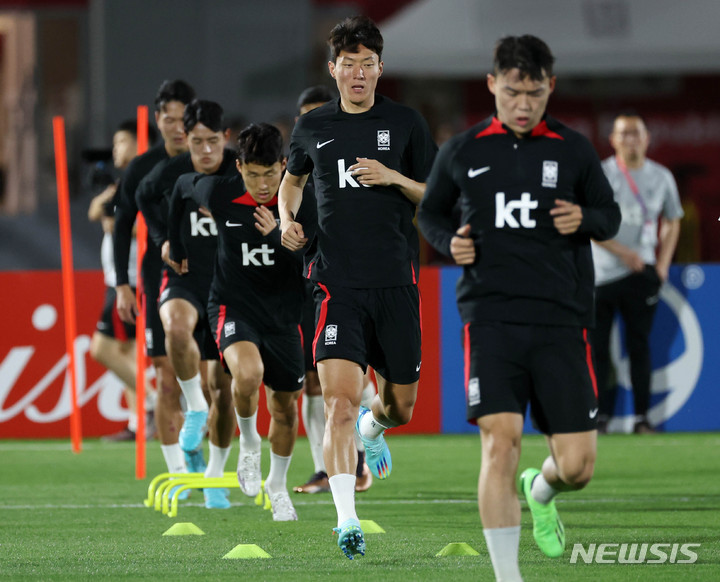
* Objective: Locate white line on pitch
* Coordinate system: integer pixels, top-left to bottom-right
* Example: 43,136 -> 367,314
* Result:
0,496 -> 717,511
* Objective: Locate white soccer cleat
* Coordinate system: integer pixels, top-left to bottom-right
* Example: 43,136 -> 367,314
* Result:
237,447 -> 262,497
265,484 -> 298,521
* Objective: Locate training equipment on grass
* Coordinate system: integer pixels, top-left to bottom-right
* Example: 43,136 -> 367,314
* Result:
134,106 -> 150,480
52,116 -> 82,454
162,522 -> 205,536
435,542 -> 480,557
144,472 -> 270,517
359,519 -> 385,533
222,544 -> 271,559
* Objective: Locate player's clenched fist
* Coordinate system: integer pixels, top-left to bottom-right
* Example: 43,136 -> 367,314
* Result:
281,221 -> 308,251
450,224 -> 475,265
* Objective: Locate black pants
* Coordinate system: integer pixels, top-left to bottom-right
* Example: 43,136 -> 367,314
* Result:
591,266 -> 662,419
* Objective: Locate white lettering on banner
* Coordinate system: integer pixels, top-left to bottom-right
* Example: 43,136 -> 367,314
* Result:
0,336 -> 129,424
495,192 -> 538,228
190,211 -> 217,237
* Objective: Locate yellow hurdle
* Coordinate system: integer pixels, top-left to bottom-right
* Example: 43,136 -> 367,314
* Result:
144,472 -> 271,518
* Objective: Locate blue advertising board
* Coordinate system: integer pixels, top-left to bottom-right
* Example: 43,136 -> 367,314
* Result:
439,264 -> 719,433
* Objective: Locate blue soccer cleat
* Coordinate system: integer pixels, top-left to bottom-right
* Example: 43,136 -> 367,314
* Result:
179,409 -> 208,453
333,518 -> 365,559
204,487 -> 231,509
169,484 -> 191,501
184,446 -> 207,474
355,406 -> 392,479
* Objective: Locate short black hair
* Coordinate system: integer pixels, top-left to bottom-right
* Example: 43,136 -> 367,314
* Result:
296,85 -> 334,113
116,118 -> 158,145
236,123 -> 283,166
183,100 -> 224,134
154,79 -> 195,112
328,15 -> 383,61
493,35 -> 555,81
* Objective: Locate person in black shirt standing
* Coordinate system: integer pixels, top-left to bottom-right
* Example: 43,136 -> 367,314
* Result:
279,16 -> 437,559
418,36 -> 620,581
169,123 -> 313,522
136,100 -> 237,509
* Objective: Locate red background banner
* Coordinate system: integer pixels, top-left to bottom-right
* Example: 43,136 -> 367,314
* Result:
0,270 -> 442,438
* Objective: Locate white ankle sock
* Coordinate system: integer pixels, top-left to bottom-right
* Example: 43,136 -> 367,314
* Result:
235,411 -> 262,449
265,451 -> 292,494
161,444 -> 187,473
302,395 -> 326,473
127,412 -> 138,432
359,409 -> 389,440
328,473 -> 358,527
205,443 -> 231,478
360,380 -> 375,408
484,526 -> 523,582
531,473 -> 559,504
177,373 -> 208,412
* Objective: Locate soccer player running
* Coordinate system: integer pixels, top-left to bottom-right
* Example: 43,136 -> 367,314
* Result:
278,16 -> 437,558
113,80 -> 197,475
290,85 -> 375,496
136,99 -> 237,508
418,36 -> 621,581
169,123 -> 313,521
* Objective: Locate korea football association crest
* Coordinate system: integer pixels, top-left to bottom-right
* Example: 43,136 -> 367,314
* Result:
324,324 -> 338,346
542,160 -> 558,188
377,130 -> 390,151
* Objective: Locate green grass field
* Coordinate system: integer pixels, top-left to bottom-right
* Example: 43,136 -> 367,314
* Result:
1,433 -> 718,581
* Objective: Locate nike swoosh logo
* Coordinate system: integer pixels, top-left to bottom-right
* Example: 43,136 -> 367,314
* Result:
589,408 -> 599,419
298,375 -> 306,383
468,166 -> 491,178
416,362 -> 422,372
225,221 -> 243,227
316,139 -> 335,149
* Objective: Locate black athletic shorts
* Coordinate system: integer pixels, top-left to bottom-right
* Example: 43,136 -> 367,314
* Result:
300,280 -> 316,372
463,321 -> 598,434
208,301 -> 304,393
158,272 -> 219,361
313,283 -> 421,385
96,287 -> 136,340
141,248 -> 166,357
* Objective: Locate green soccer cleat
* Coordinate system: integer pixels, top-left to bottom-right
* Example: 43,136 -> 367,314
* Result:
520,468 -> 565,558
333,518 -> 366,560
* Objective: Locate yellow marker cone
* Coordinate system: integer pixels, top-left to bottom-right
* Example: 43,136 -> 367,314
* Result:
436,542 -> 480,556
359,519 -> 385,533
162,522 -> 205,536
223,544 -> 272,559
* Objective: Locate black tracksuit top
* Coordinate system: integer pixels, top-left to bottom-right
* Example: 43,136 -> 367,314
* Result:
418,114 -> 621,328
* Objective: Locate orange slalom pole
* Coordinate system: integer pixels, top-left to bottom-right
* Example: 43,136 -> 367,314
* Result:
135,105 -> 149,479
53,116 -> 82,453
